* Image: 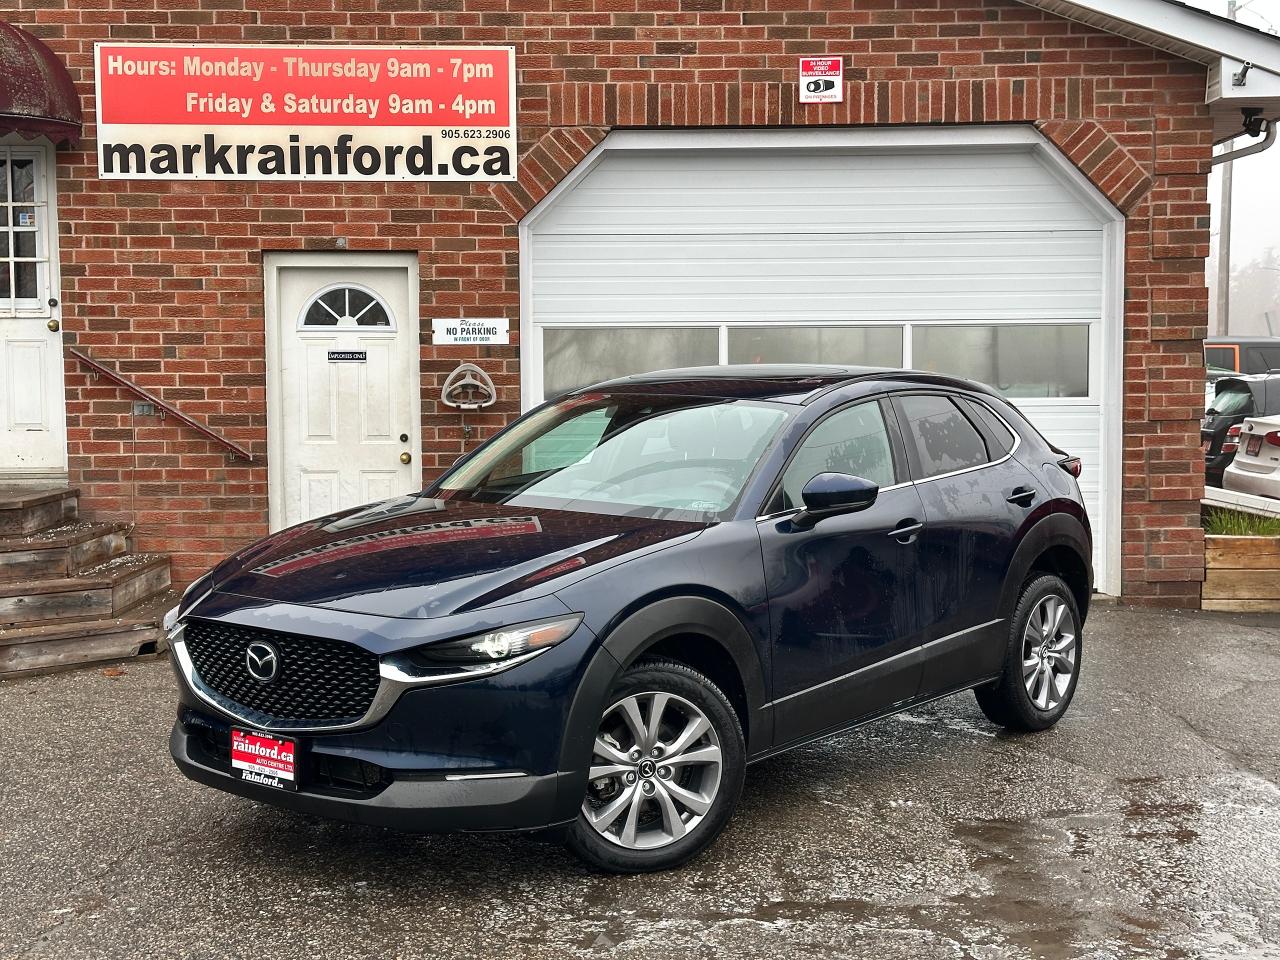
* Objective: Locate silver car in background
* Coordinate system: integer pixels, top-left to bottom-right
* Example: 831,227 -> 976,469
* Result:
1224,414 -> 1280,500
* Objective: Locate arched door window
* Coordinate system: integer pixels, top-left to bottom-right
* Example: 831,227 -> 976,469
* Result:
298,284 -> 394,330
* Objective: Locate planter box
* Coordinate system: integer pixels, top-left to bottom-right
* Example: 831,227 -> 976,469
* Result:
1203,535 -> 1280,612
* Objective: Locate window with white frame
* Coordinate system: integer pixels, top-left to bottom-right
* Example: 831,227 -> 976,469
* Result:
539,321 -> 1091,401
0,143 -> 53,316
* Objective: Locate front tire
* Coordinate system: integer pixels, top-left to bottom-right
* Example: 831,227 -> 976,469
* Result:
566,659 -> 745,873
975,574 -> 1082,732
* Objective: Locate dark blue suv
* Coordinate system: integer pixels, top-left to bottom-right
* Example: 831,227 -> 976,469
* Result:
168,365 -> 1092,873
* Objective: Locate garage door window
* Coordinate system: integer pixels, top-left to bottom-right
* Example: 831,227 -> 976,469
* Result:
728,326 -> 903,367
912,324 -> 1089,398
543,327 -> 718,396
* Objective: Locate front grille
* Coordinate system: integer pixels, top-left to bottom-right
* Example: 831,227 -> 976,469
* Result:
183,619 -> 381,727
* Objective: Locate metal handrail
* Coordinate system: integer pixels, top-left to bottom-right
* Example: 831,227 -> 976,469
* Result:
69,347 -> 254,462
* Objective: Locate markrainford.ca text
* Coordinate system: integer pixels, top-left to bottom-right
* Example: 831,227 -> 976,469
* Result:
101,133 -> 511,177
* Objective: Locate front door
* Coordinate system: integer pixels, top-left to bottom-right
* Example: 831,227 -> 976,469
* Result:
758,399 -> 927,746
266,253 -> 421,530
0,141 -> 66,479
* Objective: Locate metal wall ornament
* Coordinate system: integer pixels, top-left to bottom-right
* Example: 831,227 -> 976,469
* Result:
441,362 -> 497,410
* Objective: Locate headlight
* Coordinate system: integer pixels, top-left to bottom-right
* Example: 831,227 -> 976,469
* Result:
409,614 -> 583,669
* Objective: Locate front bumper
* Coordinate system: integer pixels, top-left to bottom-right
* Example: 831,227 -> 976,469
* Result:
171,719 -> 577,832
167,592 -> 605,833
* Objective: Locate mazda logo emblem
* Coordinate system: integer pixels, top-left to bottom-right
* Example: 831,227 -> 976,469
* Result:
245,640 -> 280,683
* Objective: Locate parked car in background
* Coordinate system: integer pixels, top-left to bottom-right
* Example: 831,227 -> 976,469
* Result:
1202,375 -> 1280,487
165,365 -> 1092,873
1224,414 -> 1280,499
1204,336 -> 1280,376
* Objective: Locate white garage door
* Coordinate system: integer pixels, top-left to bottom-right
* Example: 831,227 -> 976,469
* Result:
523,129 -> 1119,592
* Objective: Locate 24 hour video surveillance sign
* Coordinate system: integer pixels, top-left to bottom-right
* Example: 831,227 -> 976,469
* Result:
94,44 -> 516,182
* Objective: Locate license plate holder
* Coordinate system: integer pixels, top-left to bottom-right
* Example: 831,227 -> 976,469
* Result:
1247,435 -> 1263,457
230,728 -> 298,791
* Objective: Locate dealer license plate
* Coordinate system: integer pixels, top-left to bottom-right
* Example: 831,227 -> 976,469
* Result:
230,729 -> 297,791
1247,435 -> 1263,457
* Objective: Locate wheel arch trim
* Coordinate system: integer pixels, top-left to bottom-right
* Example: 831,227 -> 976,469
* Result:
1002,513 -> 1094,624
552,595 -> 769,821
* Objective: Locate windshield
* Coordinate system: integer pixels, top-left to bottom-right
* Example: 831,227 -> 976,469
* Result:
1209,386 -> 1254,416
433,393 -> 792,520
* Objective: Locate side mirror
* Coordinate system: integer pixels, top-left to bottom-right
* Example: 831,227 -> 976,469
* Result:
792,473 -> 879,530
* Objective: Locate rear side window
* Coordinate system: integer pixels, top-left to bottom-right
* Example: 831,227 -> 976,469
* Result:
1204,346 -> 1237,373
963,399 -> 1017,457
895,394 -> 990,479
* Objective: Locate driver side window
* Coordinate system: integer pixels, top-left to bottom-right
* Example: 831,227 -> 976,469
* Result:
774,402 -> 896,511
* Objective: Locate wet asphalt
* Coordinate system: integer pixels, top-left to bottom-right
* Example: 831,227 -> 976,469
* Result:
1,604 -> 1278,960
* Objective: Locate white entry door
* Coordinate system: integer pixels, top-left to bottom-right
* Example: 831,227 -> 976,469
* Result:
266,253 -> 421,530
0,140 -> 67,479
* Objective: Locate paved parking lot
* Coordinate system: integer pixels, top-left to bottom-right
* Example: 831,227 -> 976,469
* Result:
2,604 -> 1279,960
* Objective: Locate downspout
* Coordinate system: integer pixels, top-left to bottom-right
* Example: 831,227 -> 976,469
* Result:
1211,117 -> 1277,165
1210,116 -> 1276,335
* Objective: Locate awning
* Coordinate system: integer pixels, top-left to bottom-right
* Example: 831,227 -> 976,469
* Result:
0,21 -> 81,147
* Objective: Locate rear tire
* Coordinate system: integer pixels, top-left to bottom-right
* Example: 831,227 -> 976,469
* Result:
566,659 -> 745,873
975,574 -> 1082,732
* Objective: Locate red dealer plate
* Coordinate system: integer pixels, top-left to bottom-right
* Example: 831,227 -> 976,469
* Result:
230,729 -> 297,791
1248,435 -> 1263,457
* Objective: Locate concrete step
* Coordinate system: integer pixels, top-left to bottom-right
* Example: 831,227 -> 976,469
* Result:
0,486 -> 79,536
0,589 -> 179,679
0,553 -> 172,627
0,520 -> 131,582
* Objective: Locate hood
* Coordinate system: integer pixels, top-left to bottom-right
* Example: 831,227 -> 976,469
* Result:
210,494 -> 706,619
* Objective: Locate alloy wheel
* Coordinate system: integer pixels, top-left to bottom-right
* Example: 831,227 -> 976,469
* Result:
1021,594 -> 1077,711
582,691 -> 723,850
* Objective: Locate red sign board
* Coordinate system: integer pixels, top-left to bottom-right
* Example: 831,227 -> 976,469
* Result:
798,57 -> 844,104
94,44 -> 517,182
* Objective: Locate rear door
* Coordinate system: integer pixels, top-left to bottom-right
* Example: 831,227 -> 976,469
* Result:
891,392 -> 1040,695
758,398 -> 928,745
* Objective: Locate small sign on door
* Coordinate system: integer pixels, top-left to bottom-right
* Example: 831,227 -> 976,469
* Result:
327,350 -> 367,362
798,57 -> 843,104
432,318 -> 510,346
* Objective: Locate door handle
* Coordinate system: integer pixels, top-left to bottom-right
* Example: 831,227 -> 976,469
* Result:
1006,486 -> 1037,507
46,319 -> 59,332
888,519 -> 923,543
400,452 -> 412,464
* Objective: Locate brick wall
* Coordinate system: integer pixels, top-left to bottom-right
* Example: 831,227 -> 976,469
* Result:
1,0 -> 1210,603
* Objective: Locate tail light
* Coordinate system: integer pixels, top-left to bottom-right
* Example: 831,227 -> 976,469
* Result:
1266,431 -> 1280,448
1223,424 -> 1241,453
1058,455 -> 1083,478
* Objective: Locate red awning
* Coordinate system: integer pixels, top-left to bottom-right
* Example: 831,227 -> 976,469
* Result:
0,21 -> 81,147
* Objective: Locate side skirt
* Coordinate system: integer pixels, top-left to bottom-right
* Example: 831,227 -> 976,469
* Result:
745,674 -> 1002,766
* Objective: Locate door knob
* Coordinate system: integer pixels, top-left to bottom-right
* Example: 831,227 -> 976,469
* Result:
46,319 -> 59,332
400,452 -> 412,464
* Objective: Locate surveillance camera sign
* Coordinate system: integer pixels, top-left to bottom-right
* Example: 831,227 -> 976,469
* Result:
798,57 -> 843,104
